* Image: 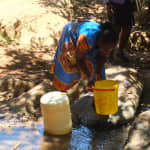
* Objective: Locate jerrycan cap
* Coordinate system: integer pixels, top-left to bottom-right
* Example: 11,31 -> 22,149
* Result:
40,91 -> 68,104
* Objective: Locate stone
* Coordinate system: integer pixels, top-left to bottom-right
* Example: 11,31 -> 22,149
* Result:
44,0 -> 71,7
71,66 -> 144,128
9,79 -> 55,117
0,75 -> 34,95
141,70 -> 150,105
124,110 -> 150,150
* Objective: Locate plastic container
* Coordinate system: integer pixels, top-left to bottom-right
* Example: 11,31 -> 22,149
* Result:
92,80 -> 119,115
40,91 -> 72,135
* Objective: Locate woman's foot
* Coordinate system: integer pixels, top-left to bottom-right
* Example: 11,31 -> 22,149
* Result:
111,49 -> 130,65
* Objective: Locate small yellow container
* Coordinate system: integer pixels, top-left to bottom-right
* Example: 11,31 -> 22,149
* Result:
92,80 -> 119,115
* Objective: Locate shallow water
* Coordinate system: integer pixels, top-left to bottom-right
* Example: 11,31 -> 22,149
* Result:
1,103 -> 150,150
0,119 -> 43,150
0,118 -> 128,150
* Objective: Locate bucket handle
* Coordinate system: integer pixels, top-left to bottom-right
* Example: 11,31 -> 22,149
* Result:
88,87 -> 115,91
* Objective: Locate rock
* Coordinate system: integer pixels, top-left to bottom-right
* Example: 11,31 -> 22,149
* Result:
0,75 -> 35,96
141,70 -> 150,105
71,95 -> 109,128
106,66 -> 143,125
129,31 -> 150,52
129,30 -> 150,67
71,66 -> 144,128
45,0 -> 71,7
124,110 -> 150,150
9,79 -> 55,118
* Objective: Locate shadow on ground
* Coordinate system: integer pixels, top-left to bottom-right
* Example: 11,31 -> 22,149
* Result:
39,0 -> 107,22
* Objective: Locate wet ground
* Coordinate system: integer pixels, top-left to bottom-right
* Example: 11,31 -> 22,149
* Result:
0,119 -> 43,150
0,99 -> 150,150
0,117 -> 128,150
1,102 -> 150,150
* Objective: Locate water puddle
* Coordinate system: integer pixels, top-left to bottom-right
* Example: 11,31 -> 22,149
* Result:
0,118 -> 128,150
0,119 -> 43,150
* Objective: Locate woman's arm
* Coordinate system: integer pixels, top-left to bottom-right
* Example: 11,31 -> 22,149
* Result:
75,34 -> 93,80
95,54 -> 107,80
76,51 -> 91,79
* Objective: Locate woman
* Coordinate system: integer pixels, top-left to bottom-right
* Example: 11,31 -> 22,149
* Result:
104,0 -> 135,62
50,18 -> 118,92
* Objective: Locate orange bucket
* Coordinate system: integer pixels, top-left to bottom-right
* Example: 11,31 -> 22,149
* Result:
90,80 -> 119,115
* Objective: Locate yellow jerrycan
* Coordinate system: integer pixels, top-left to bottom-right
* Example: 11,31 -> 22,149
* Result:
91,80 -> 119,115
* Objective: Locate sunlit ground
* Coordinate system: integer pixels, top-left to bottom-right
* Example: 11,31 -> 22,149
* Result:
0,0 -> 40,20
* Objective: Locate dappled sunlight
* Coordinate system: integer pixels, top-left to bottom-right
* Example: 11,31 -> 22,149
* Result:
129,30 -> 150,69
124,111 -> 150,150
0,46 -> 52,84
39,0 -> 106,22
5,49 -> 49,72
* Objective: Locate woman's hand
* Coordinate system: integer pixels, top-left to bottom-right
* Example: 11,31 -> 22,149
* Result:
76,55 -> 94,81
77,60 -> 92,80
95,73 -> 102,81
88,79 -> 95,87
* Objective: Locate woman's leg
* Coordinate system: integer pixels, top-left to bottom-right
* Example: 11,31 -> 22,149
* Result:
119,25 -> 131,50
118,25 -> 132,62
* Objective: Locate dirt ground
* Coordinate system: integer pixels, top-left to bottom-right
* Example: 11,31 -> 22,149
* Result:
0,0 -> 150,121
0,0 -> 107,78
